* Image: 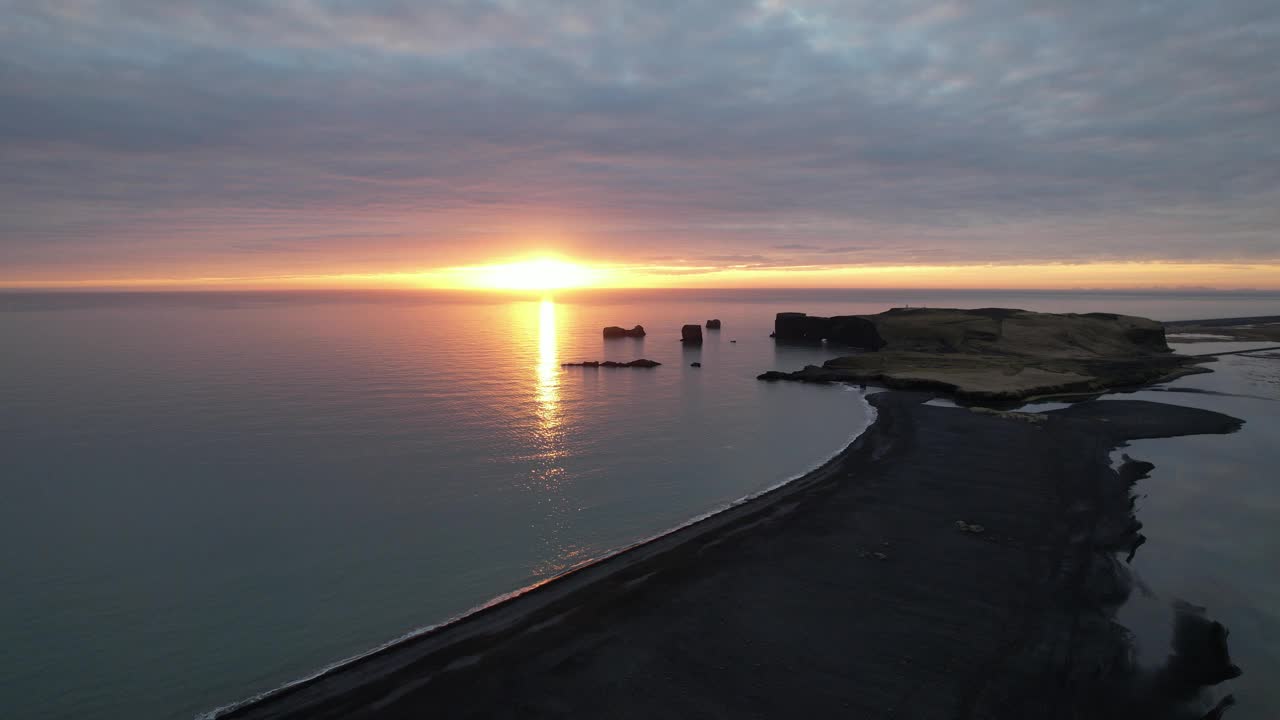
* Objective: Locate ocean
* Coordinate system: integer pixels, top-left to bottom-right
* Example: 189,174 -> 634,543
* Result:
1,288 -> 1276,719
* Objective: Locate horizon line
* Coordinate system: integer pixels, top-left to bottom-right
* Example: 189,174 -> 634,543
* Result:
3,286 -> 1279,295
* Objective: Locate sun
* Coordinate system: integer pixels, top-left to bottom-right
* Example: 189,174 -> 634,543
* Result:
464,258 -> 599,291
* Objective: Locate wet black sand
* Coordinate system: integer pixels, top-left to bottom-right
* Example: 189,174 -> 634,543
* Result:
221,393 -> 1242,720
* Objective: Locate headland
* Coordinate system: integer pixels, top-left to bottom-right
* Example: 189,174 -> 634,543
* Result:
759,307 -> 1210,402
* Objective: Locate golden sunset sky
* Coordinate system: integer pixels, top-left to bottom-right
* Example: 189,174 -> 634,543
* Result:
3,2 -> 1278,290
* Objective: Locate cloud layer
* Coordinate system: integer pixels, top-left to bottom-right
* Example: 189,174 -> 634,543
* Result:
3,0 -> 1278,282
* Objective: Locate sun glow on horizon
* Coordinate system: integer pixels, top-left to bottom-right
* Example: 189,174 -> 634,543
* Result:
457,258 -> 603,291
5,260 -> 1280,291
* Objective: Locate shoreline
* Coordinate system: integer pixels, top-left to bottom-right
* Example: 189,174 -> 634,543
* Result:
216,392 -> 1243,719
207,397 -> 880,717
202,394 -> 880,712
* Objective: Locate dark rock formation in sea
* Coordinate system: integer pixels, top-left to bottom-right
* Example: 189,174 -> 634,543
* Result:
562,359 -> 661,368
681,325 -> 703,344
705,319 -> 721,329
772,312 -> 886,348
758,369 -> 803,382
603,325 -> 646,338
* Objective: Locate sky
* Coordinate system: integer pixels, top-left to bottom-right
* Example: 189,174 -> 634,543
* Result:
2,0 -> 1279,290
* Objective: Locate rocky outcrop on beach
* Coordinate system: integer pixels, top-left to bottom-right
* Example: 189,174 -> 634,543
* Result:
705,319 -> 721,329
760,307 -> 1197,401
681,324 -> 702,344
562,359 -> 660,368
602,325 -> 646,338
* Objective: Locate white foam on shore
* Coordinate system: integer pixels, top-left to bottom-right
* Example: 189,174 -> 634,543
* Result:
924,398 -> 960,408
1018,400 -> 1076,413
198,391 -> 877,719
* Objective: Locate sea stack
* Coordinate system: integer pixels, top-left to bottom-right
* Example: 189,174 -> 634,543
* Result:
681,324 -> 703,344
706,319 -> 722,329
603,325 -> 646,338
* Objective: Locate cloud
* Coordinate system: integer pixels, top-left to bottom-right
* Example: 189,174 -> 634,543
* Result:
2,0 -> 1279,280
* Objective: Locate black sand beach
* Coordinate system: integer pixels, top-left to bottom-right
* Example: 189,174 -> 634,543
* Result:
220,392 -> 1243,720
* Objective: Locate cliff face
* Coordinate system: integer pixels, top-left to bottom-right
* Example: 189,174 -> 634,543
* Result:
774,312 -> 886,349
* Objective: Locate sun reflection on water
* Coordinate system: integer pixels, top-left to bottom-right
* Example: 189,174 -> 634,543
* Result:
536,298 -> 560,433
526,298 -> 587,576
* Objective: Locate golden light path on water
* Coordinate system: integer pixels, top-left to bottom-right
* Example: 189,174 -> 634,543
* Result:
529,298 -> 586,576
536,298 -> 561,432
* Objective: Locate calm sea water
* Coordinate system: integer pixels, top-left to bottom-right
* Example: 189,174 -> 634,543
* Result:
0,289 -> 1276,719
1110,346 -> 1280,720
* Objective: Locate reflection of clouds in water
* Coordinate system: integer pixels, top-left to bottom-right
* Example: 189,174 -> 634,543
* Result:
1114,355 -> 1280,716
1235,355 -> 1280,396
1111,600 -> 1241,720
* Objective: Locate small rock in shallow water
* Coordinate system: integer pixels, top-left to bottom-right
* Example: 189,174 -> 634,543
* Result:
562,359 -> 661,368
